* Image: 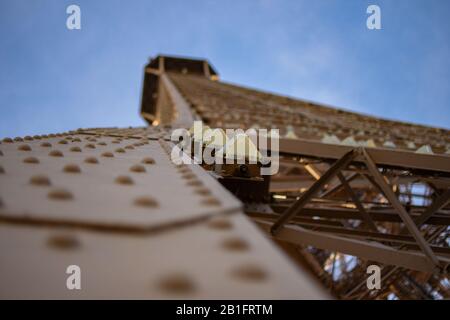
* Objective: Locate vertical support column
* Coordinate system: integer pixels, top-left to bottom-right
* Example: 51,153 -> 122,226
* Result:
158,56 -> 165,73
160,73 -> 195,128
203,60 -> 211,78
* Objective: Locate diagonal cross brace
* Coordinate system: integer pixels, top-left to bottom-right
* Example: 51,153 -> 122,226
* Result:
398,188 -> 450,236
336,172 -> 379,232
271,149 -> 358,235
414,189 -> 450,227
320,172 -> 359,198
361,148 -> 440,268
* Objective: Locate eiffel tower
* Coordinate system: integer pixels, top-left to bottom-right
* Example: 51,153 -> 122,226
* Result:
0,55 -> 449,299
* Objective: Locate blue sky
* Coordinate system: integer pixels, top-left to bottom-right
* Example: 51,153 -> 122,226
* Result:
0,0 -> 449,138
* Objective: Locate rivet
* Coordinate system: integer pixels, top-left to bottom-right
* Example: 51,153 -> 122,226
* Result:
130,164 -> 146,173
63,164 -> 81,173
47,234 -> 80,250
49,150 -> 64,157
84,156 -> 99,164
222,237 -> 250,252
207,217 -> 233,230
182,173 -> 196,180
195,188 -> 211,196
115,175 -> 134,185
18,144 -> 32,151
141,157 -> 155,165
115,148 -> 126,153
48,188 -> 73,200
85,143 -> 96,149
178,167 -> 191,174
134,196 -> 158,208
157,274 -> 195,294
187,180 -> 203,187
40,142 -> 52,147
58,140 -> 68,145
231,264 -> 268,282
70,146 -> 82,152
101,152 -> 114,158
23,157 -> 39,164
30,175 -> 51,186
2,137 -> 13,143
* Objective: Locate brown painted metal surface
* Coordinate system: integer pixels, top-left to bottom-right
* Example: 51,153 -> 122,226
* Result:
1,55 -> 449,299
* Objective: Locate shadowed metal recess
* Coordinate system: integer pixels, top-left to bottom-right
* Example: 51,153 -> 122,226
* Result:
0,55 -> 449,300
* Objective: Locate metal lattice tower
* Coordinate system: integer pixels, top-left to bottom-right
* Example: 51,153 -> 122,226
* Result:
0,55 -> 449,299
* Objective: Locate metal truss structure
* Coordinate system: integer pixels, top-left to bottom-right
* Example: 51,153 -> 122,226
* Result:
0,55 -> 449,299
